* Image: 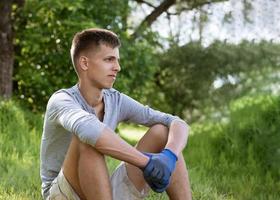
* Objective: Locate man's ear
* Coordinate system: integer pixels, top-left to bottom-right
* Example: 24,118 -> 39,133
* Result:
79,56 -> 88,71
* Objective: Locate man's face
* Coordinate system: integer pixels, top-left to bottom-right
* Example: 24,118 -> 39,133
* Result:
82,44 -> 120,89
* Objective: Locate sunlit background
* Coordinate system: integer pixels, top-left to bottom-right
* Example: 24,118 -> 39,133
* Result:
0,0 -> 279,199
131,0 -> 280,45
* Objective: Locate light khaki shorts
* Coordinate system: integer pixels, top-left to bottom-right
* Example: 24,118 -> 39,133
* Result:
47,162 -> 150,200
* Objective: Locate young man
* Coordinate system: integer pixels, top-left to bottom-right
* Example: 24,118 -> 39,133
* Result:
40,28 -> 192,200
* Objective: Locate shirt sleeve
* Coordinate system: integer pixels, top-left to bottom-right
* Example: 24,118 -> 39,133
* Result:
118,93 -> 182,127
46,91 -> 106,146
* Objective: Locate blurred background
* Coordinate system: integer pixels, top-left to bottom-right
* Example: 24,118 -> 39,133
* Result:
0,0 -> 279,199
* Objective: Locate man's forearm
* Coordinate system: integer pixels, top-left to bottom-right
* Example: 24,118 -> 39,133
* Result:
165,119 -> 189,156
94,127 -> 149,168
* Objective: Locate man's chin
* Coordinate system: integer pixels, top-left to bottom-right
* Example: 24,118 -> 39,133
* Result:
103,84 -> 114,89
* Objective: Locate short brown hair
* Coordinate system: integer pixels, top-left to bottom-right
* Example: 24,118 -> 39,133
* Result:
70,28 -> 121,73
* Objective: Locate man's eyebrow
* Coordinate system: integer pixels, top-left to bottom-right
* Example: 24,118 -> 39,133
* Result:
105,55 -> 120,60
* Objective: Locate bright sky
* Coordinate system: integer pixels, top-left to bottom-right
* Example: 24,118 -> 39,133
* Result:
130,0 -> 280,47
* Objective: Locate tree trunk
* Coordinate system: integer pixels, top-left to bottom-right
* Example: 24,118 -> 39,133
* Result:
0,0 -> 14,99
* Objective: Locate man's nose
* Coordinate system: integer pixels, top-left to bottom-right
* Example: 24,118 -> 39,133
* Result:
114,61 -> 121,72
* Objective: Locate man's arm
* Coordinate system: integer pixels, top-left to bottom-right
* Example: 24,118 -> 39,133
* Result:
165,119 -> 190,156
48,92 -> 149,168
119,93 -> 189,155
94,127 -> 149,168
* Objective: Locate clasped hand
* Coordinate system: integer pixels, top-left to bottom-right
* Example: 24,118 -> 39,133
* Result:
141,149 -> 178,193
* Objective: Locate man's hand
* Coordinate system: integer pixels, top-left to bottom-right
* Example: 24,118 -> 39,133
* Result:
141,149 -> 178,193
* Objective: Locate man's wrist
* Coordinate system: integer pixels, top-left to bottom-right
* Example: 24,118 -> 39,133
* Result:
139,153 -> 150,168
162,149 -> 178,161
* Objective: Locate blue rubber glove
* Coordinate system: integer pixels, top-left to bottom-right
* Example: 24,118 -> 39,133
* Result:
142,149 -> 178,193
142,152 -> 170,192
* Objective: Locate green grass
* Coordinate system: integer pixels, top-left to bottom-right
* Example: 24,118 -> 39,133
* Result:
118,123 -> 147,145
0,96 -> 280,199
0,101 -> 42,200
184,95 -> 280,200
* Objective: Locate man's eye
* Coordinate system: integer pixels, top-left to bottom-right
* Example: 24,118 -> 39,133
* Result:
106,58 -> 114,61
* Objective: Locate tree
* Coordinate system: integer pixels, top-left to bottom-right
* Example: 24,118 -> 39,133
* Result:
7,0 -> 261,114
0,0 -> 24,99
0,0 -> 14,99
1,0 -> 228,101
132,0 -> 228,37
152,40 -> 280,121
13,0 -> 159,111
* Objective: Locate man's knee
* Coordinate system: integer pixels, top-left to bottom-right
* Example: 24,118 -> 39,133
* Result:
137,124 -> 169,152
149,124 -> 168,144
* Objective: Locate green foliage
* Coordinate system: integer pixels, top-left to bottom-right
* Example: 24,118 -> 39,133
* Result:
13,1 -> 280,121
13,0 -> 158,112
154,40 -> 280,120
114,34 -> 159,103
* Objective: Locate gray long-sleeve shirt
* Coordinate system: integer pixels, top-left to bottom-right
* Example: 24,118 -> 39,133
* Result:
40,84 -> 181,198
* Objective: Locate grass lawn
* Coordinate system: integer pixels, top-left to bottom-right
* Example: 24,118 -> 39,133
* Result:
1,100 -> 279,199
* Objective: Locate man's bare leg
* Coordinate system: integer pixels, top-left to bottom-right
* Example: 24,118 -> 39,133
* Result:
63,135 -> 113,200
166,153 -> 192,200
126,124 -> 192,200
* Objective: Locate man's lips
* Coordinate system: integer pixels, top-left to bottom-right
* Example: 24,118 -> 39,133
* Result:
108,74 -> 117,80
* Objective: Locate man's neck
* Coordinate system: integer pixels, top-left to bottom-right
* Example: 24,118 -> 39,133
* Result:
78,81 -> 103,108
